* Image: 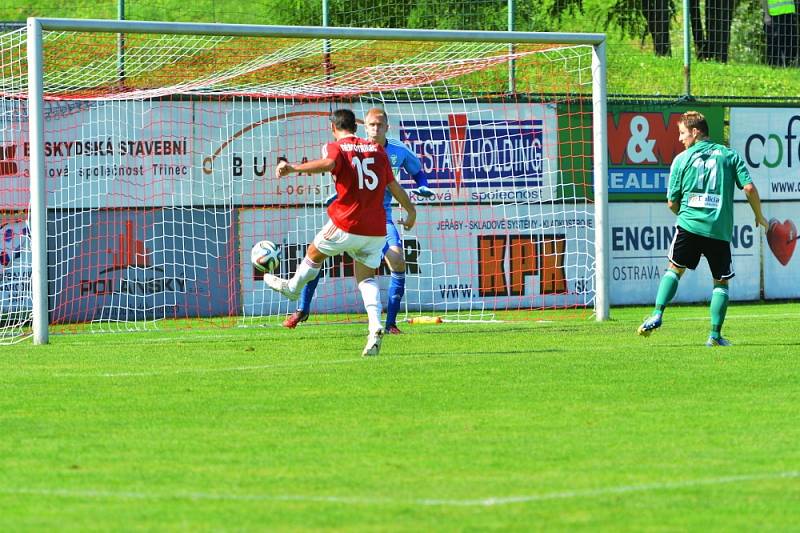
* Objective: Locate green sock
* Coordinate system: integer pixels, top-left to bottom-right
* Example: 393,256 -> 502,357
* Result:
709,283 -> 729,339
653,269 -> 681,314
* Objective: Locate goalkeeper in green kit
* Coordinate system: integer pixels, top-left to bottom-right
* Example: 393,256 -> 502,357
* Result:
637,111 -> 768,346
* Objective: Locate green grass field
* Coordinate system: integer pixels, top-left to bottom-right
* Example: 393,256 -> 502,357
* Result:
2,302 -> 799,530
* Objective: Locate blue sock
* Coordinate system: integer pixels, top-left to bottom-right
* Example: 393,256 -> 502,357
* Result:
297,269 -> 322,314
385,272 -> 405,327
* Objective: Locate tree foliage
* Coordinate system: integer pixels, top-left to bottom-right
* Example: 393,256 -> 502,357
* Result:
0,0 -> 775,64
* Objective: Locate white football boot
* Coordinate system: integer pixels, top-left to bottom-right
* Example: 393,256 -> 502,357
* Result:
263,273 -> 298,301
362,328 -> 384,357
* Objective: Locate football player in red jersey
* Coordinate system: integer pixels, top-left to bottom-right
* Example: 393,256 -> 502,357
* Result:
267,109 -> 417,356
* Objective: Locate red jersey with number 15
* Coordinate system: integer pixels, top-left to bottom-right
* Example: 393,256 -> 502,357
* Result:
325,135 -> 395,236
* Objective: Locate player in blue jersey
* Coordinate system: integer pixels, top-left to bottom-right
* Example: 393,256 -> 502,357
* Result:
283,107 -> 433,332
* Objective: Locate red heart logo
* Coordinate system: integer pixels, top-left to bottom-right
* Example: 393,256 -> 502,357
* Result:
767,218 -> 797,266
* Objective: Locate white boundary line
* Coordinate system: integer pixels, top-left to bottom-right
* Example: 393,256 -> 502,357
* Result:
1,471 -> 797,507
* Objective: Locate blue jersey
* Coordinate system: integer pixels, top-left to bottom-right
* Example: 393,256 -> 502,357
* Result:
383,138 -> 425,222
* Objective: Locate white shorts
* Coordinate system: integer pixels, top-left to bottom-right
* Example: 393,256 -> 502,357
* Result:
313,220 -> 386,269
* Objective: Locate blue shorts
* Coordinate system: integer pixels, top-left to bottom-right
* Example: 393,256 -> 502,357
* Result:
383,221 -> 402,254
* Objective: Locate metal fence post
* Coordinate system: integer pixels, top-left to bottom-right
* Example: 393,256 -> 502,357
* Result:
322,0 -> 332,76
118,0 -> 126,86
508,0 -> 516,94
683,0 -> 692,99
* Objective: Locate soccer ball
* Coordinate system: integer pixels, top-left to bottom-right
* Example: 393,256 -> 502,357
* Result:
250,240 -> 281,273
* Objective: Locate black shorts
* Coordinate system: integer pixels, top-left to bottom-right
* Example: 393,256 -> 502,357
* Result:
667,226 -> 734,280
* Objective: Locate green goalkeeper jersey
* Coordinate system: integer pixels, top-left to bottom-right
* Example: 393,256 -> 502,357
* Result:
667,139 -> 752,242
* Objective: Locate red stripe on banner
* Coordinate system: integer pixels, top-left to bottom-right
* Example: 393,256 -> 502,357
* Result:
447,113 -> 468,191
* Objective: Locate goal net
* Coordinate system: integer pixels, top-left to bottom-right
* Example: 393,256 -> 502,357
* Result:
3,20 -> 606,343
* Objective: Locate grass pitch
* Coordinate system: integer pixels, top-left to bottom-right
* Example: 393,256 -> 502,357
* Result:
1,303 -> 799,530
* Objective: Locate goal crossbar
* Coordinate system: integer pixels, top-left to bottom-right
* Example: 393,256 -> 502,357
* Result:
30,18 -> 606,45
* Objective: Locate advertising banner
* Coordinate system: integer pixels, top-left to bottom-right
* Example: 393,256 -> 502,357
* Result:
0,216 -> 31,315
0,98 -> 29,210
240,203 -> 595,317
607,105 -> 725,201
50,208 -> 235,323
4,98 -> 793,317
608,203 -> 761,304
730,107 -> 800,201
4,99 -> 562,209
199,100 -> 561,207
0,99 -> 194,208
198,101 -> 334,208
391,102 -> 560,204
764,204 -> 800,299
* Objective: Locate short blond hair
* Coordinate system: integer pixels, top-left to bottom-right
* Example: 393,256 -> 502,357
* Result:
679,111 -> 709,137
365,107 -> 388,123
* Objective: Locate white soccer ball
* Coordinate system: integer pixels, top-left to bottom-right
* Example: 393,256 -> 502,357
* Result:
250,240 -> 281,273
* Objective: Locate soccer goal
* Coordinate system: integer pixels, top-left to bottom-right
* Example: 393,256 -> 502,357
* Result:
4,19 -> 608,344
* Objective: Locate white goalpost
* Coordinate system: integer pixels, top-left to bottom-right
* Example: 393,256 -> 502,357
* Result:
3,18 -> 608,344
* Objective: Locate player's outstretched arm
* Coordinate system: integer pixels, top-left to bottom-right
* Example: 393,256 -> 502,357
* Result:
276,158 -> 335,178
743,183 -> 769,229
388,180 -> 416,230
409,170 -> 434,198
401,151 -> 433,198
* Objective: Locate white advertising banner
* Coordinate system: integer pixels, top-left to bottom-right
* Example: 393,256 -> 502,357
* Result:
243,200 -> 769,313
240,203 -> 595,317
730,107 -> 800,201
0,98 -> 30,209
199,100 -> 560,207
197,101 -> 334,208
764,204 -> 800,299
0,99 -> 194,208
0,217 -> 31,314
608,203 -> 761,304
4,97 -> 560,207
